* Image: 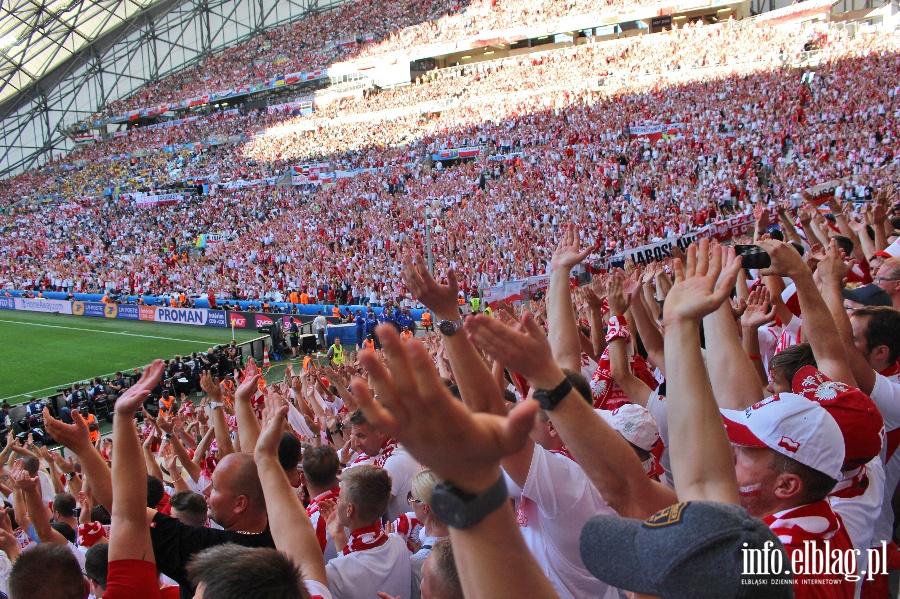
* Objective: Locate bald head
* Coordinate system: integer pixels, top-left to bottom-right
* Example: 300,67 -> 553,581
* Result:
217,453 -> 265,512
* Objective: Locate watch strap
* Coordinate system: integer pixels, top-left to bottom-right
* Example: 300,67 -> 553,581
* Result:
533,377 -> 574,411
430,474 -> 508,529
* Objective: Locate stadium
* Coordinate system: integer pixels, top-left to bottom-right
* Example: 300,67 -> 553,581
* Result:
1,0 -> 900,596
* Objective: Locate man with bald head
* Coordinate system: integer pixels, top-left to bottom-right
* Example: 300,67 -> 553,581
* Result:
874,257 -> 900,310
150,452 -> 275,599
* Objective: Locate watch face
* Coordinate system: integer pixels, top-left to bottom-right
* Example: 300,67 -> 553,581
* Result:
438,320 -> 457,335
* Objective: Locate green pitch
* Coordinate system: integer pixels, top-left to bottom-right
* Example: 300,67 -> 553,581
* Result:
0,310 -> 263,404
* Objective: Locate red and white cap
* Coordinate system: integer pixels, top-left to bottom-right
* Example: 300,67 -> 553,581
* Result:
791,366 -> 883,466
596,404 -> 660,452
721,393 -> 844,481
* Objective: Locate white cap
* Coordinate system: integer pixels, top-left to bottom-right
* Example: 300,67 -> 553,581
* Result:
596,404 -> 660,452
721,393 -> 844,481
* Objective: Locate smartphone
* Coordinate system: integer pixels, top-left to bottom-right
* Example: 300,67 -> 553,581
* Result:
734,245 -> 772,270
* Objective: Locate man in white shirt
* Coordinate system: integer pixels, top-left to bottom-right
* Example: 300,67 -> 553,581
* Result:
313,311 -> 328,350
346,410 -> 421,521
324,465 -> 412,599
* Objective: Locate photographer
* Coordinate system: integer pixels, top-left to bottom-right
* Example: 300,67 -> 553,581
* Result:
60,384 -> 89,424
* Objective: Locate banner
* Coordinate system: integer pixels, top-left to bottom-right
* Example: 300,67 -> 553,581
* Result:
0,297 -> 14,310
72,301 -> 107,317
628,122 -> 684,143
605,207 -> 779,267
195,233 -> 231,248
268,100 -> 313,116
13,297 -> 73,314
144,306 -> 226,327
134,193 -> 183,207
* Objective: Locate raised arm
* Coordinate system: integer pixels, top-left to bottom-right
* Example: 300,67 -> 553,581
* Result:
14,469 -> 67,544
758,239 -> 856,386
253,402 -> 327,586
547,224 -> 594,372
817,241 -> 878,394
44,409 -> 113,511
661,240 -> 741,504
402,253 -> 505,416
110,359 -> 166,562
466,312 -> 676,518
606,272 -> 653,406
234,359 -> 263,453
200,370 -> 235,457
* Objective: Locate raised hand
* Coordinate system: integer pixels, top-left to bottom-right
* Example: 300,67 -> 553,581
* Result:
550,223 -> 593,273
741,286 -> 776,330
466,311 -> 563,390
44,408 -> 92,454
817,239 -> 853,285
662,240 -> 740,325
607,270 -> 633,316
757,239 -> 811,279
402,252 -> 460,319
199,370 -> 224,402
115,360 -> 167,417
12,469 -> 39,493
235,359 -> 261,404
353,324 -> 538,492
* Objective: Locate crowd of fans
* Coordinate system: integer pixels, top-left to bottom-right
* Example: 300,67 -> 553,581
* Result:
1,5 -> 900,599
91,0 -> 681,122
1,20 -> 898,306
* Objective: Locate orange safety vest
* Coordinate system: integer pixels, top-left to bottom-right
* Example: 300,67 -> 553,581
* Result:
302,356 -> 313,371
401,330 -> 413,340
86,414 -> 99,443
363,339 -> 375,350
421,312 -> 432,325
300,293 -> 309,304
159,396 -> 175,417
221,379 -> 235,394
331,306 -> 341,317
290,292 -> 300,304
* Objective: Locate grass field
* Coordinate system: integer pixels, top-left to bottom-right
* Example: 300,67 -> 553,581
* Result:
0,310 -> 264,404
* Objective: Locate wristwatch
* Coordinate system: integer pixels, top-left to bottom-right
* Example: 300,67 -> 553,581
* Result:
438,317 -> 464,336
430,475 -> 508,529
209,402 -> 224,410
532,377 -> 573,411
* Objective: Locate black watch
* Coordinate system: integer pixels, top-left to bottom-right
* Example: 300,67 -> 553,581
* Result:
430,474 -> 508,529
438,318 -> 463,336
532,377 -> 573,411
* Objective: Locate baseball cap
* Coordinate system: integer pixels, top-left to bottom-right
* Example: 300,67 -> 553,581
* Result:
842,284 -> 893,307
791,366 -> 883,466
595,405 -> 660,452
580,501 -> 792,599
721,393 -> 844,481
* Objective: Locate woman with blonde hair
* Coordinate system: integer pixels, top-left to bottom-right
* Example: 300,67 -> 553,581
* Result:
406,469 -> 450,598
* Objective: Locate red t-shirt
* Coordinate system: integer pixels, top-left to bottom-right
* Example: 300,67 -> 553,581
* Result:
104,559 -> 162,599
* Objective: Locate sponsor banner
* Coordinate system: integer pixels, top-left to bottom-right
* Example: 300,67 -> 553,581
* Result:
254,314 -> 275,328
111,304 -> 140,319
14,298 -> 73,314
205,310 -> 226,328
153,307 -> 213,326
72,301 -> 107,317
139,306 -> 157,322
227,312 -> 247,328
0,297 -> 14,310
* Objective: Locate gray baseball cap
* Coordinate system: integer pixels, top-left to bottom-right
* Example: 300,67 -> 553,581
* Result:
580,501 -> 793,598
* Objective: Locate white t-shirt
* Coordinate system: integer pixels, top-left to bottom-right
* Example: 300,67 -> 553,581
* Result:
305,579 -> 333,599
518,445 -> 619,599
326,534 -> 412,599
646,390 -> 673,489
830,458 -> 885,596
37,470 -> 55,505
382,448 -> 422,522
870,371 -> 900,546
